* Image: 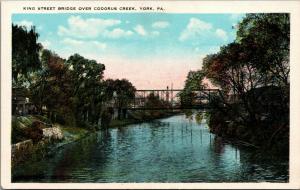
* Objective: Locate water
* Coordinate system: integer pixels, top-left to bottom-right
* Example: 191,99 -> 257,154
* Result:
12,114 -> 288,182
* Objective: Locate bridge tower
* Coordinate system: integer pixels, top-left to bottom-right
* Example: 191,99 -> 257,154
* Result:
166,86 -> 169,103
171,83 -> 173,105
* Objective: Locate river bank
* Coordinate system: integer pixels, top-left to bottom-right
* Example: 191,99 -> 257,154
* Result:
12,113 -> 288,183
208,109 -> 289,159
11,109 -> 181,167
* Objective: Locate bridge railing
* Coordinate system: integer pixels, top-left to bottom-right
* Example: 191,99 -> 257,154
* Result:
125,89 -> 221,110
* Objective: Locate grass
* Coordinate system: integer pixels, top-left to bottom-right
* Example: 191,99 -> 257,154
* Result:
12,115 -> 49,144
12,110 -> 178,144
59,125 -> 90,141
12,115 -> 89,144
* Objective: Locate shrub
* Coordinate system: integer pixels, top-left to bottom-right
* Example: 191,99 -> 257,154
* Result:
24,121 -> 44,143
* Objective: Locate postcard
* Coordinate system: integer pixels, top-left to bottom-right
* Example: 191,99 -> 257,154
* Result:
1,0 -> 300,189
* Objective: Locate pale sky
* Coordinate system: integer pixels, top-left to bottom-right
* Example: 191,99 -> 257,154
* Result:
13,13 -> 244,90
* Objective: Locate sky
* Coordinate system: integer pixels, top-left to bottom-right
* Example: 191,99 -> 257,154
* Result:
12,13 -> 244,90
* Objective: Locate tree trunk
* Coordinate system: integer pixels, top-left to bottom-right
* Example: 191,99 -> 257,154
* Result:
118,108 -> 121,120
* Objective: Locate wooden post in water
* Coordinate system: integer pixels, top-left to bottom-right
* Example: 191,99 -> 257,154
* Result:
172,125 -> 174,143
190,127 -> 193,143
181,124 -> 183,140
200,129 -> 202,144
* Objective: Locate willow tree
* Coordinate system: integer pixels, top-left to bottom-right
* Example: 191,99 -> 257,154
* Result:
12,24 -> 42,87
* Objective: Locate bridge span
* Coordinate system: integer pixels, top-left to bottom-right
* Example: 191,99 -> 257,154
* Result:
128,88 -> 220,110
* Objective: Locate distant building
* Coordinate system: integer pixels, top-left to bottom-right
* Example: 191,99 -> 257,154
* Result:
12,87 -> 36,115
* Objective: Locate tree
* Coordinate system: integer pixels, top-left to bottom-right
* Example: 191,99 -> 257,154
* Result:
184,70 -> 206,91
202,14 -> 290,124
198,14 -> 290,152
179,70 -> 206,106
145,92 -> 166,108
30,49 -> 72,122
203,43 -> 262,123
12,24 -> 42,86
237,13 -> 290,87
102,79 -> 136,119
66,54 -> 105,125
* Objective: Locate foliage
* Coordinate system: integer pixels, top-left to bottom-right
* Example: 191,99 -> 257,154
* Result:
202,13 -> 289,125
31,49 -> 71,118
181,14 -> 290,152
179,70 -> 206,106
12,24 -> 42,87
11,115 -> 51,144
195,112 -> 203,124
24,121 -> 44,143
12,23 -> 138,132
145,92 -> 166,108
237,13 -> 290,87
102,79 -> 136,119
66,54 -> 105,125
12,118 -> 27,144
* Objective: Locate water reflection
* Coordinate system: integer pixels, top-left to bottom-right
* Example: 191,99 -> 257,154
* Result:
212,136 -> 225,155
195,112 -> 203,125
184,110 -> 193,121
12,113 -> 288,183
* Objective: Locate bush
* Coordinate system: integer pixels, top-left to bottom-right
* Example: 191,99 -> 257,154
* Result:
11,119 -> 27,144
55,114 -> 66,125
23,121 -> 44,143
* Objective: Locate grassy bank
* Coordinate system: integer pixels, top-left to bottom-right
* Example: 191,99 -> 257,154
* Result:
11,115 -> 92,166
12,115 -> 91,144
12,110 -> 178,145
11,110 -> 179,166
